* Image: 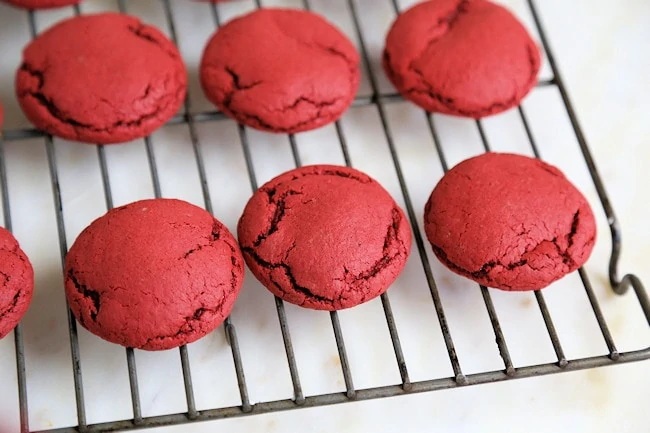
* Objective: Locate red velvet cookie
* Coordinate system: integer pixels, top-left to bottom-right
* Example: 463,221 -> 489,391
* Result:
1,0 -> 80,9
383,0 -> 540,118
16,13 -> 187,144
424,153 -> 596,291
200,8 -> 360,133
64,199 -> 244,350
238,165 -> 412,310
0,227 -> 34,339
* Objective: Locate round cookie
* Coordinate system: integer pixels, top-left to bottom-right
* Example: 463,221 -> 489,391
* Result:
200,8 -> 360,133
64,199 -> 244,350
383,0 -> 540,118
16,13 -> 187,144
0,227 -> 34,339
1,0 -> 80,9
238,165 -> 412,310
424,153 -> 596,291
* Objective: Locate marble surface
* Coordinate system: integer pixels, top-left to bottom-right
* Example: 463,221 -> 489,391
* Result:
0,0 -> 648,432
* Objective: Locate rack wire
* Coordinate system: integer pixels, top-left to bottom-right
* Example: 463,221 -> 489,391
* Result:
0,0 -> 648,432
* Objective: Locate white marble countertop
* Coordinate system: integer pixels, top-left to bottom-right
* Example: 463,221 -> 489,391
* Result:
0,0 -> 648,432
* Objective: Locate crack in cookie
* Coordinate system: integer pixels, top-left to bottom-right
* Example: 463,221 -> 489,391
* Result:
67,270 -> 102,322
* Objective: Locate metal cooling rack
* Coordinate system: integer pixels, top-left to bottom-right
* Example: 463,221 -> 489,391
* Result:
0,0 -> 649,432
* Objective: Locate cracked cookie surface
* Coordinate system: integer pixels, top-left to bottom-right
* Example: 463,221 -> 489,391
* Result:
238,165 -> 412,310
424,153 -> 596,291
2,0 -> 80,8
0,227 -> 34,339
64,199 -> 244,350
383,0 -> 540,118
15,13 -> 187,144
200,8 -> 360,133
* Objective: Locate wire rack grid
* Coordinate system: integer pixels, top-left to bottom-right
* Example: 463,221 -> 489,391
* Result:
0,0 -> 648,432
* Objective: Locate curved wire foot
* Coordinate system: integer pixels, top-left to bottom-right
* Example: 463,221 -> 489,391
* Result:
610,270 -> 650,325
611,273 -> 645,296
607,219 -> 650,323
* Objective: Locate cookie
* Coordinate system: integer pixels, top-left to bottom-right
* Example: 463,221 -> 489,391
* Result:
1,0 -> 80,9
0,227 -> 34,339
16,13 -> 187,144
383,0 -> 540,118
64,199 -> 244,350
0,100 -> 3,132
424,153 -> 596,291
200,8 -> 360,133
238,165 -> 412,310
